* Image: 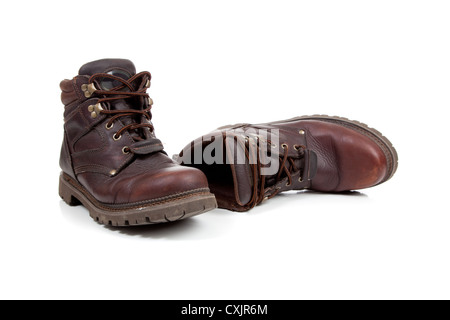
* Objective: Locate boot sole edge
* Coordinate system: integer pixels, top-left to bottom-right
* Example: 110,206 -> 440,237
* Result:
59,173 -> 218,227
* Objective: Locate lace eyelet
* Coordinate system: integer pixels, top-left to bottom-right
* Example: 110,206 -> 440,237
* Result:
113,133 -> 122,141
106,122 -> 114,130
88,103 -> 103,119
286,182 -> 292,187
294,145 -> 301,151
122,147 -> 130,155
298,177 -> 303,182
81,83 -> 97,98
299,129 -> 305,135
281,144 -> 288,149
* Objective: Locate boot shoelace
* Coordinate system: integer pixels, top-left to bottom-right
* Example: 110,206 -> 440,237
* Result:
245,137 -> 305,209
85,72 -> 153,145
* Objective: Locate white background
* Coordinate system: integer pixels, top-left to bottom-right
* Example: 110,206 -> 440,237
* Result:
0,0 -> 449,300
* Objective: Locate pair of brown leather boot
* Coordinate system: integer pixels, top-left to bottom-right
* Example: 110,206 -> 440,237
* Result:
59,59 -> 398,226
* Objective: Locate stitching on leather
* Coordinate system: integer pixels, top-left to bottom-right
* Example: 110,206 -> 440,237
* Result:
64,77 -> 87,116
65,105 -> 83,122
72,131 -> 134,176
116,153 -> 133,174
95,125 -> 107,152
74,164 -> 111,175
69,101 -> 106,148
73,108 -> 91,141
73,126 -> 105,154
75,164 -> 110,170
73,77 -> 84,102
71,119 -> 112,156
133,143 -> 163,151
134,143 -> 160,150
74,164 -> 110,177
64,100 -> 80,117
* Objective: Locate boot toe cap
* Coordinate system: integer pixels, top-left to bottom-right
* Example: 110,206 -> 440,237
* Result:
331,132 -> 388,191
117,166 -> 210,203
306,120 -> 390,192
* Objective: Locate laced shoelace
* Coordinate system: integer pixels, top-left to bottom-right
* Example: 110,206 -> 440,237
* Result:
246,139 -> 306,209
87,72 -> 153,140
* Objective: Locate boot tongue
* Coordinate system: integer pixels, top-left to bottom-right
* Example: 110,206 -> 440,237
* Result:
224,132 -> 286,208
79,59 -> 143,140
79,58 -> 136,78
224,134 -> 254,206
79,58 -> 138,111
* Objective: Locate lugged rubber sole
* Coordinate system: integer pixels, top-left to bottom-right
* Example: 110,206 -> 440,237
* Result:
59,173 -> 217,227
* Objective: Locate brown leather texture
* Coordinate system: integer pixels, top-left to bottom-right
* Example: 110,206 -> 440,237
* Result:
178,116 -> 398,211
60,79 -> 78,106
59,59 -> 210,206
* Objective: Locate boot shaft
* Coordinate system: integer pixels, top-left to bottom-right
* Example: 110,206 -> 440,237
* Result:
59,59 -> 162,178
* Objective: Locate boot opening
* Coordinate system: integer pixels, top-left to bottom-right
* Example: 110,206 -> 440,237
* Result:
180,136 -> 255,210
186,140 -> 237,206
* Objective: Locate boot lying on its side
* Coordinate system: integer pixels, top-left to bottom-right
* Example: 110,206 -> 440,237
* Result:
177,115 -> 398,212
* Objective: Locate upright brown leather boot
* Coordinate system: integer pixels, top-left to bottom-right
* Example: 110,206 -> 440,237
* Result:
59,59 -> 217,226
177,115 -> 398,212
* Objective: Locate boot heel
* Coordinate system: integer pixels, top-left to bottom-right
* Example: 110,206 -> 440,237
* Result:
59,174 -> 81,206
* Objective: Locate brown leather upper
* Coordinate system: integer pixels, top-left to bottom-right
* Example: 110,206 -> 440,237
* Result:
301,120 -> 388,192
178,116 -> 395,211
60,59 -> 209,205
